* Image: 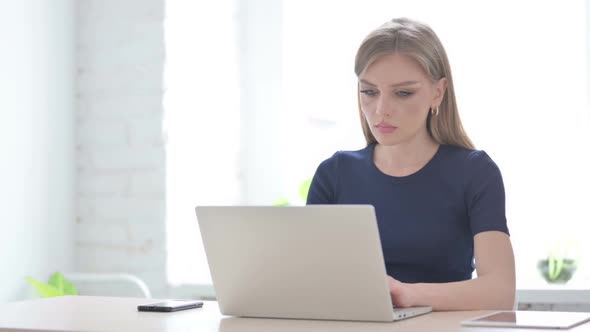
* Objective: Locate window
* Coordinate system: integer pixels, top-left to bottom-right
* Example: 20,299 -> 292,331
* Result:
164,0 -> 241,285
166,0 -> 590,289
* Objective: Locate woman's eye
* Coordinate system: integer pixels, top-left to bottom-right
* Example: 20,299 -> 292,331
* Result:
360,89 -> 378,96
396,91 -> 413,97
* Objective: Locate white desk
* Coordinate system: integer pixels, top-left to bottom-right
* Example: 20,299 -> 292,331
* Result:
0,296 -> 589,332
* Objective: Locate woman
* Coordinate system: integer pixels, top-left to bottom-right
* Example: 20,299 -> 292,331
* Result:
307,18 -> 515,311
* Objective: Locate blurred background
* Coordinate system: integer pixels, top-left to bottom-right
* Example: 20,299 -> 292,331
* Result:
0,0 -> 589,304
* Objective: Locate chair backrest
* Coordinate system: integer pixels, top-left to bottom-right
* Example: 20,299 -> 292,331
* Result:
64,273 -> 152,298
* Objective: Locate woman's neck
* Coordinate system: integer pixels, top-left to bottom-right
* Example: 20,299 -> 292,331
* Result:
374,135 -> 440,177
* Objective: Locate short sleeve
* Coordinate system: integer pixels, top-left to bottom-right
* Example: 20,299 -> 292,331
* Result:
306,153 -> 339,204
464,151 -> 509,236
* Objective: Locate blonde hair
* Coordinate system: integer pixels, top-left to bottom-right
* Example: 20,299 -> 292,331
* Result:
354,18 -> 474,149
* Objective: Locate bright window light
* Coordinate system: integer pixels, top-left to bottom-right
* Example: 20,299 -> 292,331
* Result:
166,0 -> 590,289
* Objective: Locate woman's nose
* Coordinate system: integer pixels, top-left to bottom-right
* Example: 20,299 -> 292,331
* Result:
375,96 -> 392,116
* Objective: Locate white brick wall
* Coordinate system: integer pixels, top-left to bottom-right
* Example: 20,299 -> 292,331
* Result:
76,0 -> 167,297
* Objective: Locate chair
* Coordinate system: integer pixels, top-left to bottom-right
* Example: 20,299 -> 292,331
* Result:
64,273 -> 152,298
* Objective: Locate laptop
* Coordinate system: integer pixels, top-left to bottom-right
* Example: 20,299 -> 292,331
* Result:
195,205 -> 432,322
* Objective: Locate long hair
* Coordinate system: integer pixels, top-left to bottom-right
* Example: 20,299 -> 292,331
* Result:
354,18 -> 474,149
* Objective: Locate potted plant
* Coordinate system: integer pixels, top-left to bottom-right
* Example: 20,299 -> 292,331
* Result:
537,241 -> 578,284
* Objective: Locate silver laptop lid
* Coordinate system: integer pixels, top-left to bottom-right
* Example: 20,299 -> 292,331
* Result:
196,205 -> 395,322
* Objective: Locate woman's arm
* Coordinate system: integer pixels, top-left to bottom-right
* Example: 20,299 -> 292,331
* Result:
389,230 -> 515,311
306,155 -> 338,204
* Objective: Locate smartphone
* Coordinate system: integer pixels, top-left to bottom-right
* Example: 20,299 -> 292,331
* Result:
137,300 -> 204,312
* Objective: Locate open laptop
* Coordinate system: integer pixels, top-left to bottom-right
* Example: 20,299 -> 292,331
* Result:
195,205 -> 432,322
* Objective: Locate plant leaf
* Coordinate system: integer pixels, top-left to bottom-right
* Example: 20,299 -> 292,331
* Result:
48,272 -> 78,295
48,272 -> 65,294
62,278 -> 78,295
548,257 -> 557,280
25,277 -> 62,298
548,256 -> 565,281
273,197 -> 290,206
298,178 -> 312,202
554,258 -> 564,280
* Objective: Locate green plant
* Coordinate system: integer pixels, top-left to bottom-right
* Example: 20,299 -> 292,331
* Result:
538,256 -> 577,283
25,272 -> 78,298
537,241 -> 579,284
273,178 -> 312,206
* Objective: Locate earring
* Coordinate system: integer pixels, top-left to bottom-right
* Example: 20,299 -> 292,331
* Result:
430,106 -> 439,116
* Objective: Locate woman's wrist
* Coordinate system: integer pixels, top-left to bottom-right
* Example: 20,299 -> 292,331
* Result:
405,282 -> 425,307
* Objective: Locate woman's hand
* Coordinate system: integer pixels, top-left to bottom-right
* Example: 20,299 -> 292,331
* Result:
386,275 -> 415,308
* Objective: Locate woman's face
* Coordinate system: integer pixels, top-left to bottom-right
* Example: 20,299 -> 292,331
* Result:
358,52 -> 446,146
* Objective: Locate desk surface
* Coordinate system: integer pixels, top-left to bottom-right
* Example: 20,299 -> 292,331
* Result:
0,296 -> 589,332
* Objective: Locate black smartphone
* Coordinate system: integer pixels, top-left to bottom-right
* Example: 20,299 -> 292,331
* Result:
137,300 -> 204,312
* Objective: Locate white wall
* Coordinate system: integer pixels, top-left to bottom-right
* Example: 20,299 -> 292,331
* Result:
0,0 -> 75,302
76,0 -> 168,297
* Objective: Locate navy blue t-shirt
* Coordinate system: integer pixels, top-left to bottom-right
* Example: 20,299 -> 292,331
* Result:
307,143 -> 509,283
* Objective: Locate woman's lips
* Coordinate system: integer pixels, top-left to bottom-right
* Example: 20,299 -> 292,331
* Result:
375,123 -> 398,134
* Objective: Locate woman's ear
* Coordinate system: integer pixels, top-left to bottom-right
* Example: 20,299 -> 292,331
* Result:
433,77 -> 448,105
